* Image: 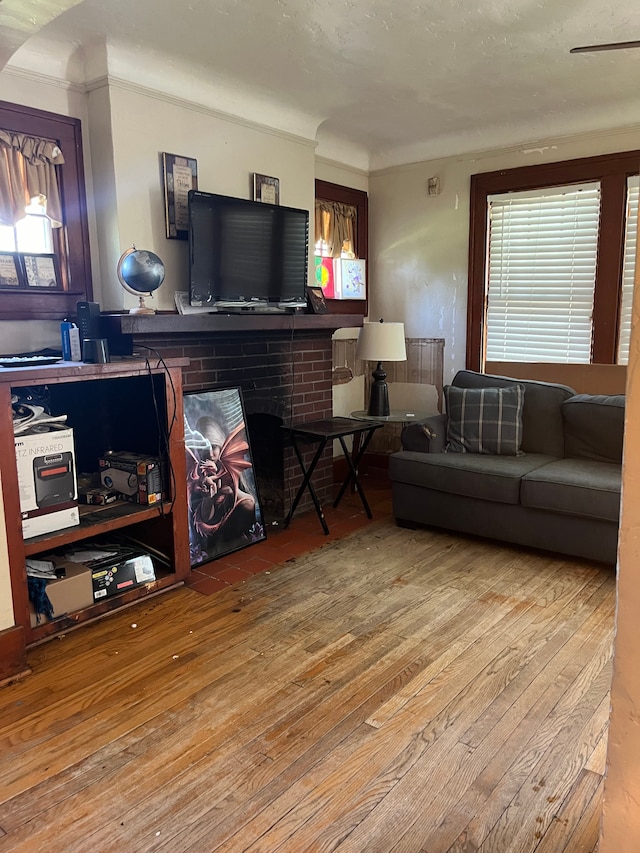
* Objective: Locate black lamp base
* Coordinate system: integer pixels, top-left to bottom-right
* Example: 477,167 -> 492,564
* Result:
367,361 -> 390,417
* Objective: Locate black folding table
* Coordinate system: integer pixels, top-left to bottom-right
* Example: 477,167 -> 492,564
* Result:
281,417 -> 384,535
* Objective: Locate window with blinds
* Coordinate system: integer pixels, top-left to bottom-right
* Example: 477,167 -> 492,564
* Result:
617,176 -> 639,365
486,183 -> 601,363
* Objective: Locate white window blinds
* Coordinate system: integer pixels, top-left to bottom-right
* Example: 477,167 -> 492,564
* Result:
485,183 -> 601,363
617,175 -> 639,365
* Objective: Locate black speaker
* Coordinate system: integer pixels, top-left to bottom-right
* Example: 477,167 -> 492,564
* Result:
76,302 -> 101,359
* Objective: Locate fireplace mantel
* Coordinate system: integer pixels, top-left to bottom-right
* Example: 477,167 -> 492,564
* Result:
101,312 -> 364,336
99,312 -> 363,521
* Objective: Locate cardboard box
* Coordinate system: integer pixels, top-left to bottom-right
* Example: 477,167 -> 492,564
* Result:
51,542 -> 157,601
29,560 -> 94,627
90,552 -> 156,600
76,472 -> 119,505
99,451 -> 164,505
15,425 -> 79,539
79,486 -> 119,505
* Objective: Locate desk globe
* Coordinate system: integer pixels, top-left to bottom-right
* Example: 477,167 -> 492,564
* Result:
117,246 -> 165,314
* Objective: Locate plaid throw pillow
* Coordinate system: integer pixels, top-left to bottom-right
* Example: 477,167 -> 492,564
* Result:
444,384 -> 525,455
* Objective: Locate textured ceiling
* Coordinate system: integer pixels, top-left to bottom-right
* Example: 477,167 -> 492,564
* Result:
5,0 -> 640,168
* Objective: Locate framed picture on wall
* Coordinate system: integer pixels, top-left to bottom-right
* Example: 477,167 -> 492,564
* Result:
162,152 -> 198,239
184,386 -> 266,567
0,253 -> 23,288
253,173 -> 280,205
22,254 -> 60,289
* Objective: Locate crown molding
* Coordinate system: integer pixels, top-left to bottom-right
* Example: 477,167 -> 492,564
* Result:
370,122 -> 640,176
2,65 -> 85,94
85,74 -> 318,150
314,155 -> 369,179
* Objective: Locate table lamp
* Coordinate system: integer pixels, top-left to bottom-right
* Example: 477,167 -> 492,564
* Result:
356,319 -> 407,416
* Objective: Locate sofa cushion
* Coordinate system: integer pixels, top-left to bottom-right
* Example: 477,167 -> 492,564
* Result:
452,370 -> 574,457
444,384 -> 525,455
521,458 -> 621,523
562,394 -> 625,463
389,450 -> 557,505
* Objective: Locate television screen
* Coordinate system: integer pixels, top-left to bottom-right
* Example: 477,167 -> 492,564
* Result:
188,191 -> 309,307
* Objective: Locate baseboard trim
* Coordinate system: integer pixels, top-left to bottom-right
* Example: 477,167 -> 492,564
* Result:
0,625 -> 30,686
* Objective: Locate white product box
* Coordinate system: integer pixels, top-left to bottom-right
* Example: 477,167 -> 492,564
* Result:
14,425 -> 79,539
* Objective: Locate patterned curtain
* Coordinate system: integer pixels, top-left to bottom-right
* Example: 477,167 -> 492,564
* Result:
314,200 -> 356,258
0,130 -> 65,227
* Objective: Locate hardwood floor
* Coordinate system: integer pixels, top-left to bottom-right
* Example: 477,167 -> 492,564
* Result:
0,496 -> 615,852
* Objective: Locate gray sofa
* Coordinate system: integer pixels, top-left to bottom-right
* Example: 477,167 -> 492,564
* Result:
389,370 -> 624,563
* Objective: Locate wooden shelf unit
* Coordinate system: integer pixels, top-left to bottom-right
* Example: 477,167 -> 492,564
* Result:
0,358 -> 190,647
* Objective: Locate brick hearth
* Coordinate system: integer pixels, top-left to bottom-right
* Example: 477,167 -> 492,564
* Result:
128,329 -> 335,519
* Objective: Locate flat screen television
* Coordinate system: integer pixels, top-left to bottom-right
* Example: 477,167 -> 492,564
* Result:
188,190 -> 309,309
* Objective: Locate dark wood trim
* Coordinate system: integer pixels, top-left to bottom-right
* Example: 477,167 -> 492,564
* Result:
0,356 -> 189,387
0,100 -> 93,320
467,173 -> 489,370
592,173 -> 627,363
0,358 -> 190,648
315,180 -> 368,317
470,149 -> 640,194
0,289 -> 87,321
0,625 -> 29,684
0,382 -> 30,631
467,149 -> 640,368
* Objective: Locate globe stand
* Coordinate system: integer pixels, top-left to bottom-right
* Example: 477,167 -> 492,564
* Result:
117,246 -> 165,317
129,295 -> 155,315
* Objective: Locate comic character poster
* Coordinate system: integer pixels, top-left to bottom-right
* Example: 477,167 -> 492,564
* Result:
184,387 -> 265,566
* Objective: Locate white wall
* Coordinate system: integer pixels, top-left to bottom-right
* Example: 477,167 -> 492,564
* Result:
315,157 -> 368,193
369,127 -> 640,384
95,82 -> 317,312
0,67 -> 319,320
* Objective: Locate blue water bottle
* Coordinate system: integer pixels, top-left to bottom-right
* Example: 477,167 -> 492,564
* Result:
61,320 -> 73,360
60,320 -> 81,361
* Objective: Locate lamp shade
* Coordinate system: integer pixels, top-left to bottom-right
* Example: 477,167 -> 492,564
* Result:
356,321 -> 407,362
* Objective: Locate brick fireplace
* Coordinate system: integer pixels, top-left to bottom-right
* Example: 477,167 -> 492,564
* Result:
103,313 -> 363,522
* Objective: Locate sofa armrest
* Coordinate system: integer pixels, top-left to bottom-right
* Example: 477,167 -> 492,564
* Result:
400,414 -> 447,453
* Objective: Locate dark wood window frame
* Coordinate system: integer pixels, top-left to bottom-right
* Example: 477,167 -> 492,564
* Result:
467,150 -> 640,370
315,179 -> 368,316
0,100 -> 93,321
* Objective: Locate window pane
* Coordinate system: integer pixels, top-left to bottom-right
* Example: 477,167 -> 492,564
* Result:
486,183 -> 601,363
0,225 -> 17,252
617,176 -> 639,365
15,199 -> 53,254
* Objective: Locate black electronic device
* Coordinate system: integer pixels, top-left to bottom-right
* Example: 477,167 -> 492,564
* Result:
188,190 -> 309,310
33,452 -> 75,508
76,301 -> 101,358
